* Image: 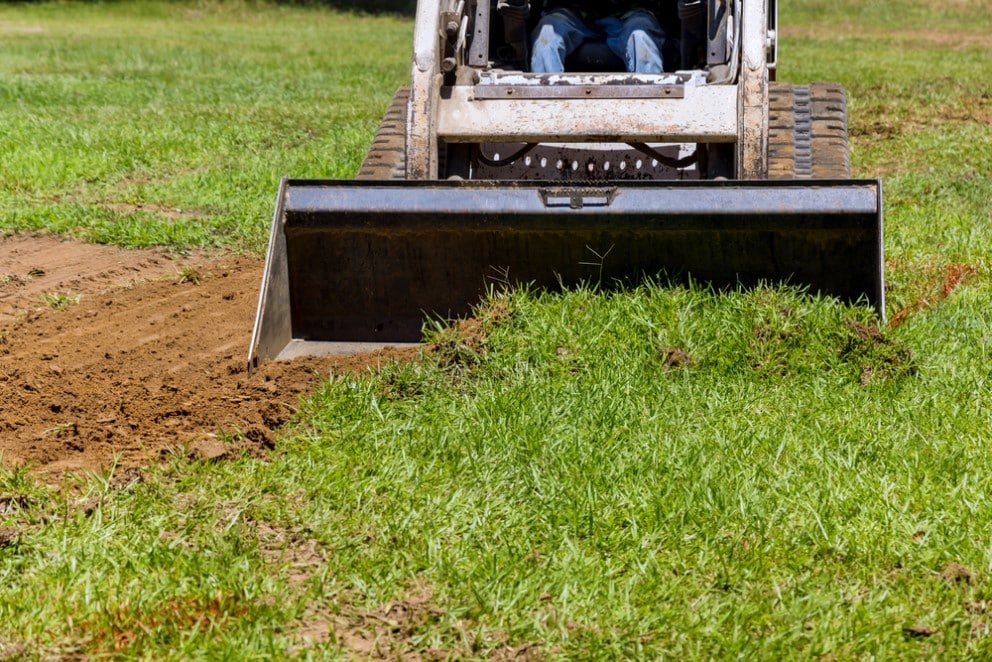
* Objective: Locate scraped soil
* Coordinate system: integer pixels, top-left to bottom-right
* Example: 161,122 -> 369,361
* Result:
0,233 -> 419,476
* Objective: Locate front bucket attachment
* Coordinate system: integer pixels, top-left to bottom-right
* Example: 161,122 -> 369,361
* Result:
249,177 -> 883,366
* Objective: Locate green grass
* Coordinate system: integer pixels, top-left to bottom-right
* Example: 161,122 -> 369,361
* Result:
281,285 -> 989,658
0,1 -> 411,252
2,0 -> 992,658
779,1 -> 992,317
38,291 -> 80,310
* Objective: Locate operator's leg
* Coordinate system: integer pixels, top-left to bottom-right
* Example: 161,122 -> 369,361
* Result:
530,8 -> 596,73
497,0 -> 532,69
598,9 -> 666,73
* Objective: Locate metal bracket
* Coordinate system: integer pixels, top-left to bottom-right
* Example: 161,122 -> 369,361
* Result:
540,187 -> 617,209
474,84 -> 684,100
468,0 -> 491,67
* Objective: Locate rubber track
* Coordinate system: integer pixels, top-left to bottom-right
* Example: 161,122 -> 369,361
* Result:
768,82 -> 851,179
357,86 -> 409,180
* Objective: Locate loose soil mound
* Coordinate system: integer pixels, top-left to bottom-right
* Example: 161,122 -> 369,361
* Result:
0,233 -> 418,476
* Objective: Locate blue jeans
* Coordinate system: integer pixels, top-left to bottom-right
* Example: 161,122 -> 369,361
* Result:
530,8 -> 666,73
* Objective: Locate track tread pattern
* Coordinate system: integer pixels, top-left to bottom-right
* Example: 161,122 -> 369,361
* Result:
357,86 -> 409,180
768,81 -> 851,179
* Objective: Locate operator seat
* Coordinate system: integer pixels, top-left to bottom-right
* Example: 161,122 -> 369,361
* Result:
562,36 -> 681,72
563,40 -> 626,72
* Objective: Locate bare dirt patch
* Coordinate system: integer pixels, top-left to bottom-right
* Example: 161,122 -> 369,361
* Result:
0,22 -> 47,34
0,233 -> 419,476
101,201 -> 212,222
781,24 -> 992,51
888,260 -> 979,328
290,586 -> 540,660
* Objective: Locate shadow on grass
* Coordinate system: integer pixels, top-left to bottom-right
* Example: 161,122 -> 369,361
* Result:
1,0 -> 416,17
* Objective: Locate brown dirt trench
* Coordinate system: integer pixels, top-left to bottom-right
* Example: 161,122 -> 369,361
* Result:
0,233 -> 416,476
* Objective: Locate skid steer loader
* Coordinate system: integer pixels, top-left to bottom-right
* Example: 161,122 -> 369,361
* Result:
249,0 -> 883,366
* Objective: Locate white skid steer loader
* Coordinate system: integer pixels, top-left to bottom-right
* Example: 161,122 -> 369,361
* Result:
250,0 -> 883,365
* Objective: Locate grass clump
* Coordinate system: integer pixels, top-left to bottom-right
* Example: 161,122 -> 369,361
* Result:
39,291 -> 80,310
842,319 -> 916,385
470,283 -> 916,388
176,265 -> 201,285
